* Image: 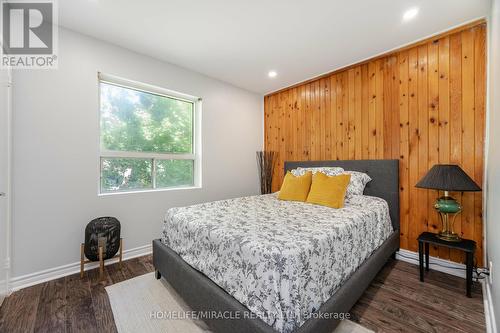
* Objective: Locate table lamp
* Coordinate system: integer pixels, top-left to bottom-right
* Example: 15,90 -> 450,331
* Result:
415,164 -> 481,242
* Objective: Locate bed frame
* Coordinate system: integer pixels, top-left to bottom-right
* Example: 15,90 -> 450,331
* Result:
153,159 -> 400,333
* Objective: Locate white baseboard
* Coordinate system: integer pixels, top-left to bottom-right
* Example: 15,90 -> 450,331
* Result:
9,247 -> 468,291
483,279 -> 498,333
10,244 -> 152,292
396,248 -> 467,279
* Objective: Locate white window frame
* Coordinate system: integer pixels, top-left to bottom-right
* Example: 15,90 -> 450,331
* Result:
98,73 -> 202,195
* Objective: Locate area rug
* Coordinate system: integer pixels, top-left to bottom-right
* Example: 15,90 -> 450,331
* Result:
106,273 -> 373,333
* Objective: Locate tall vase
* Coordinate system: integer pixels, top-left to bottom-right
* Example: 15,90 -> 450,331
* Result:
256,151 -> 277,194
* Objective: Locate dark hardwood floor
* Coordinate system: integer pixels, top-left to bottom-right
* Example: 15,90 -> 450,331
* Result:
350,260 -> 485,332
0,256 -> 485,333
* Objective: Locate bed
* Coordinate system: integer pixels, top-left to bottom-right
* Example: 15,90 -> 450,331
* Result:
153,159 -> 400,333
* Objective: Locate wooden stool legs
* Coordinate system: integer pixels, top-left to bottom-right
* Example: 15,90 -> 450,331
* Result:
80,238 -> 124,280
119,238 -> 123,268
80,243 -> 85,278
99,246 -> 104,279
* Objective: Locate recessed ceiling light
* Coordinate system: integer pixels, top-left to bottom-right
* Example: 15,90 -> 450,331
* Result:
268,71 -> 277,78
403,7 -> 419,22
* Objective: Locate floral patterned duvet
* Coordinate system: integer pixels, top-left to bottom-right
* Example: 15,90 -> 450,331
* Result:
161,193 -> 393,333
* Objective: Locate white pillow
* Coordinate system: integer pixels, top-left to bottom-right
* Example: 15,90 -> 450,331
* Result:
291,166 -> 344,177
343,171 -> 372,197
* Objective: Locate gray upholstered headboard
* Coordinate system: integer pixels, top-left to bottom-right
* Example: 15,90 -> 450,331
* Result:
284,160 -> 400,232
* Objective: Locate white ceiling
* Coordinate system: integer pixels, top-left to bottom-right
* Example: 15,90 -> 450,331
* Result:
59,0 -> 491,94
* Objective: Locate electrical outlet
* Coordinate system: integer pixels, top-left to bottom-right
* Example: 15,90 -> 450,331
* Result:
490,261 -> 493,284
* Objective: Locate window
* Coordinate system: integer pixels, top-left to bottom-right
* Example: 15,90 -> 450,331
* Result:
99,74 -> 200,194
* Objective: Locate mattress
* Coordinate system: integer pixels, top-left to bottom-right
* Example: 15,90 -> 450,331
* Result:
161,193 -> 393,333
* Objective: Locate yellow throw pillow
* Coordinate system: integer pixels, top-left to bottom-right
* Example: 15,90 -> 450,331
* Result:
278,171 -> 312,202
306,173 -> 351,208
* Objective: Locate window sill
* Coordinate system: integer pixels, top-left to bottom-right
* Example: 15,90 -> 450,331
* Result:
98,185 -> 202,197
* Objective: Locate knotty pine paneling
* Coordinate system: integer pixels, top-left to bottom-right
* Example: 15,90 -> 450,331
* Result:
264,23 -> 486,265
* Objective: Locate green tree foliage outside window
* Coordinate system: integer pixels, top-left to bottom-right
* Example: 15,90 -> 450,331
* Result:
101,158 -> 153,192
100,81 -> 195,193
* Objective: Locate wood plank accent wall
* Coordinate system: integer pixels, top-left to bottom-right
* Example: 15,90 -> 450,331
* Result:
264,22 -> 486,265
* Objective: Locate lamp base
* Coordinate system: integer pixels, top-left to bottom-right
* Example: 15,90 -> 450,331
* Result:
437,231 -> 462,242
435,193 -> 462,243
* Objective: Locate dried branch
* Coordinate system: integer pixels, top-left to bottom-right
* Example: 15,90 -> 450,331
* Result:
256,151 -> 277,194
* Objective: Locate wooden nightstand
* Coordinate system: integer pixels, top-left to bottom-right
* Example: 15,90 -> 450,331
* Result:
417,232 -> 476,297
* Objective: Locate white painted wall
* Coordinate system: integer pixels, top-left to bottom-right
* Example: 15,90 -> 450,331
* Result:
486,0 -> 500,328
0,68 -> 12,302
11,28 -> 263,278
